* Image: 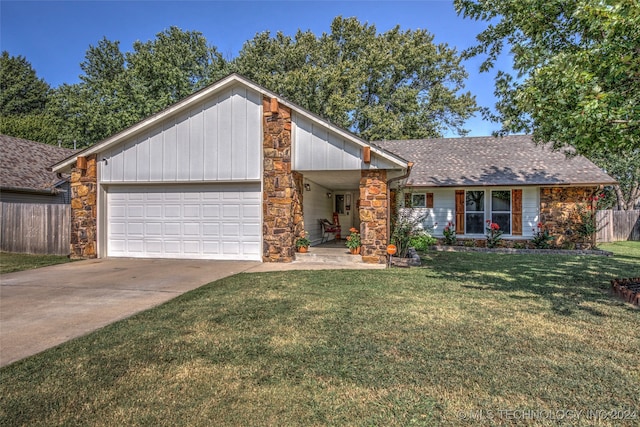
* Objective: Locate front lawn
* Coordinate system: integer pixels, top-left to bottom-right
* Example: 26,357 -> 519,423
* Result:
1,242 -> 638,426
0,252 -> 71,274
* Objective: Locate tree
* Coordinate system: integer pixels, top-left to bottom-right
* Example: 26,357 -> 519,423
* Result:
234,16 -> 478,140
455,0 -> 639,155
456,0 -> 640,210
49,27 -> 228,146
591,149 -> 640,210
0,51 -> 50,116
126,26 -> 228,117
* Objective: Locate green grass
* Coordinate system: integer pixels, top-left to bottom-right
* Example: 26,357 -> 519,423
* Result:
0,252 -> 72,274
1,242 -> 639,426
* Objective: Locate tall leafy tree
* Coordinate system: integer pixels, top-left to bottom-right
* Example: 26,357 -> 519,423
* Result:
0,51 -> 50,116
455,0 -> 640,209
126,26 -> 228,117
234,16 -> 477,140
50,27 -> 228,145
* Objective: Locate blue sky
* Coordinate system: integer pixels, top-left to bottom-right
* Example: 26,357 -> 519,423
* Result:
1,0 -> 509,136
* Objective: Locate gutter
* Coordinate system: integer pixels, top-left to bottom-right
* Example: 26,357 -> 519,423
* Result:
385,161 -> 414,243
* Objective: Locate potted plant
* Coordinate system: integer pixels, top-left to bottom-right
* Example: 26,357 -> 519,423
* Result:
345,227 -> 361,254
296,230 -> 311,253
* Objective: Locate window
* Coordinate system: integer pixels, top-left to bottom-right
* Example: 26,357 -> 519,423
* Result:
335,194 -> 345,214
465,191 -> 485,234
404,192 -> 434,208
412,193 -> 426,208
491,190 -> 511,234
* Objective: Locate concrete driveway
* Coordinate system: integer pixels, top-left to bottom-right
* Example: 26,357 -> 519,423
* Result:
0,258 -> 260,367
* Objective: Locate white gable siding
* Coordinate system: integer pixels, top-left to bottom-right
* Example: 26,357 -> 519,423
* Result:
301,181 -> 335,246
293,114 -> 399,171
100,86 -> 262,183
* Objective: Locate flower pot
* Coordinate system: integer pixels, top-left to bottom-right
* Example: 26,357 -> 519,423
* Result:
298,246 -> 308,253
349,246 -> 361,255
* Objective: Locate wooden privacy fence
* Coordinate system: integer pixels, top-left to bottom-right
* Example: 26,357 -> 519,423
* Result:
0,202 -> 71,255
596,210 -> 640,243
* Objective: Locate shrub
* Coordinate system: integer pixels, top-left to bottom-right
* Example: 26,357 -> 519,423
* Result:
442,222 -> 457,245
391,209 -> 428,258
464,239 -> 477,247
531,222 -> 554,249
485,220 -> 504,248
409,233 -> 437,251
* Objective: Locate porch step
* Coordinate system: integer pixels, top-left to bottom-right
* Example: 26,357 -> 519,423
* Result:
294,246 -> 365,264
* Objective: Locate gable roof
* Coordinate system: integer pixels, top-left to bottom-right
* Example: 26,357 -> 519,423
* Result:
0,135 -> 77,193
52,73 -> 408,173
375,135 -> 616,187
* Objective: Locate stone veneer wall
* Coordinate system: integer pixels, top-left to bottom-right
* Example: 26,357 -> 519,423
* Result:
70,155 -> 98,258
262,97 -> 304,262
359,170 -> 388,263
539,186 -> 598,245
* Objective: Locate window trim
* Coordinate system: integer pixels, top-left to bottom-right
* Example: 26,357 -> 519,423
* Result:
464,190 -> 485,234
463,188 -> 516,236
404,192 -> 433,209
490,189 -> 512,235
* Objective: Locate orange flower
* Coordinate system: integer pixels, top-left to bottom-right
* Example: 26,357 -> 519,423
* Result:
349,227 -> 358,233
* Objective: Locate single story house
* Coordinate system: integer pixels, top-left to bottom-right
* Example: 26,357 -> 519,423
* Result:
376,136 -> 616,245
0,135 -> 76,204
51,73 -> 615,263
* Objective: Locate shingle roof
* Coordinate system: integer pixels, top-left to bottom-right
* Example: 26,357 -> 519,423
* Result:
374,135 -> 616,187
0,135 -> 77,193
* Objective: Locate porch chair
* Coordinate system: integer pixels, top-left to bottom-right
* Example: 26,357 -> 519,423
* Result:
319,215 -> 341,243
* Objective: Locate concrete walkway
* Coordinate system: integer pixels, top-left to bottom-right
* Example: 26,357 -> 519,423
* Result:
0,257 -> 384,367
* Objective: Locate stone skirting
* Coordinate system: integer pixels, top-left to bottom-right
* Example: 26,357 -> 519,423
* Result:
539,186 -> 598,245
359,170 -> 388,263
262,96 -> 303,262
70,155 -> 97,258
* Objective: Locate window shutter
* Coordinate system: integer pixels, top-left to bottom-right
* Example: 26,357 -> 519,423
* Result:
426,193 -> 434,209
455,190 -> 465,234
404,192 -> 411,207
512,189 -> 522,235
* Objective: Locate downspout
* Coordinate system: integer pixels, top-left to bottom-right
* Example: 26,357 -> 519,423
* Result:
386,162 -> 414,244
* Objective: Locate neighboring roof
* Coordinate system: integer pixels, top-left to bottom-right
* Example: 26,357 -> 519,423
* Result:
0,135 -> 77,193
375,135 -> 617,187
52,73 -> 408,173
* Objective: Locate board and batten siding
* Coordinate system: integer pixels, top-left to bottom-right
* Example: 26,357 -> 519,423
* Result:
100,86 -> 262,183
301,180 -> 336,246
402,187 -> 539,238
293,113 -> 399,171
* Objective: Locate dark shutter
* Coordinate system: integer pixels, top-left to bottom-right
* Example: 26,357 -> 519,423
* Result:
455,190 -> 465,234
404,192 -> 412,207
426,193 -> 434,209
512,189 -> 522,235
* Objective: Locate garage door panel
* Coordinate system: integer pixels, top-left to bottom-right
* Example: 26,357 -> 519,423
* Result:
146,205 -> 162,218
107,184 -> 261,260
184,205 -> 200,218
203,241 -> 220,254
146,240 -> 163,253
243,204 -> 260,218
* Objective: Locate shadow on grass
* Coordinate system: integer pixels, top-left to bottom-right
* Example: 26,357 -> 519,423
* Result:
422,247 -> 639,317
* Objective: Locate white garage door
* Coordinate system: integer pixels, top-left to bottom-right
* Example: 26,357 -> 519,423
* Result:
107,184 -> 261,260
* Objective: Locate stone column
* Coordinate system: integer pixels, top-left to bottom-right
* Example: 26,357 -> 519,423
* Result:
262,97 -> 304,262
359,170 -> 388,263
70,155 -> 98,258
539,186 -> 598,246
